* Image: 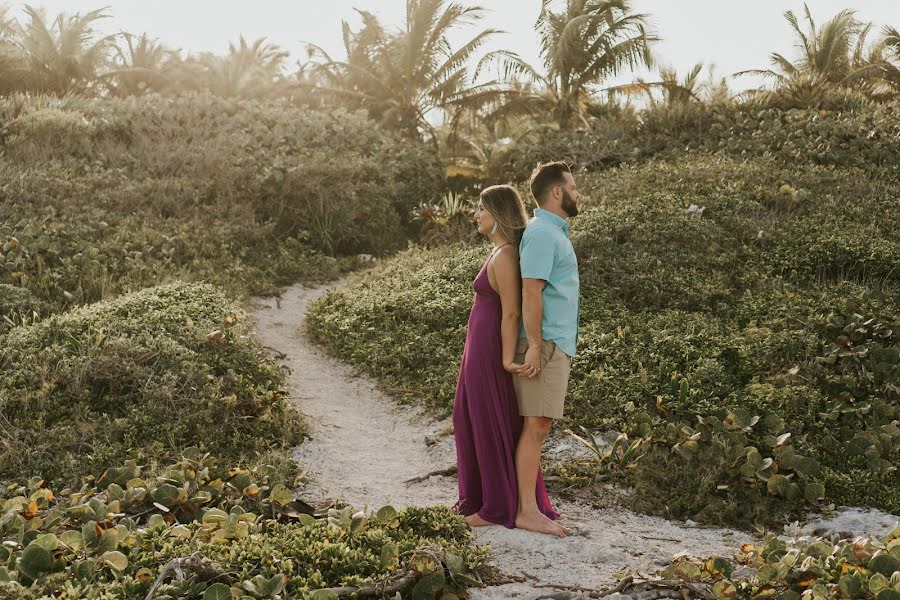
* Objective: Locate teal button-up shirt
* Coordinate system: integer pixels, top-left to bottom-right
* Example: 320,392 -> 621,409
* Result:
518,208 -> 580,356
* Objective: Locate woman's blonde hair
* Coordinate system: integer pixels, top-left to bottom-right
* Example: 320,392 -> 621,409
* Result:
480,184 -> 528,245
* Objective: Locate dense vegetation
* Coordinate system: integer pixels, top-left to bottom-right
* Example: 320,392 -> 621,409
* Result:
0,451 -> 484,599
308,133 -> 900,527
0,282 -> 304,487
0,93 -> 441,313
633,525 -> 900,600
2,0 -> 900,596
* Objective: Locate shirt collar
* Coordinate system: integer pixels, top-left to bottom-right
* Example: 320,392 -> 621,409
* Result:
534,208 -> 570,236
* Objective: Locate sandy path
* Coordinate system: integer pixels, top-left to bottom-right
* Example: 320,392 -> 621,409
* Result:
250,280 -> 895,599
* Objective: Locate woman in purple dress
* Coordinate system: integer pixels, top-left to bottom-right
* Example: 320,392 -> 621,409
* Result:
453,185 -> 563,536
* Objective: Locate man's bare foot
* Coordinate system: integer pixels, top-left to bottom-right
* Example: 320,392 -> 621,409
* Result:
465,513 -> 495,527
515,511 -> 568,537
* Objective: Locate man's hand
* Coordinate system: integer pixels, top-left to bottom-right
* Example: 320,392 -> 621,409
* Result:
520,345 -> 542,378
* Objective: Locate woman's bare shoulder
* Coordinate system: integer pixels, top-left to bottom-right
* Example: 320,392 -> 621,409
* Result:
492,244 -> 520,272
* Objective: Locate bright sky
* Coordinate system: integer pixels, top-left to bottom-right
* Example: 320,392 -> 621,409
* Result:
14,1 -> 900,93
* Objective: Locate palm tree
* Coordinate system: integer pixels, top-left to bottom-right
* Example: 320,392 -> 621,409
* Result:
190,36 -> 289,98
657,63 -> 703,104
103,32 -> 180,96
483,0 -> 657,130
307,0 -> 503,143
875,25 -> 900,96
735,5 -> 884,105
0,4 -> 23,94
13,5 -> 116,95
617,62 -> 703,106
442,112 -> 537,182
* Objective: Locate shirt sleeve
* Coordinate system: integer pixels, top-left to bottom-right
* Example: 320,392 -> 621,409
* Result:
519,228 -> 557,281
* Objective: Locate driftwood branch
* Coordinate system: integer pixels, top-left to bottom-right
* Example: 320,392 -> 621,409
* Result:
530,575 -> 634,598
525,575 -> 715,600
145,554 -> 224,600
623,579 -> 714,600
404,465 -> 458,484
322,570 -> 419,597
321,547 -> 454,598
599,576 -> 635,597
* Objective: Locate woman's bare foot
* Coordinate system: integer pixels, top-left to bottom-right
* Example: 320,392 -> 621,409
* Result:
465,513 -> 496,527
515,510 -> 568,537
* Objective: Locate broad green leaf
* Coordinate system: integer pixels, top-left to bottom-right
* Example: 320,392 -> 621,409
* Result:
33,533 -> 58,551
767,474 -> 789,497
870,573 -> 889,594
804,483 -> 825,502
203,583 -> 233,600
60,530 -> 84,551
18,542 -> 52,580
151,483 -> 180,508
101,550 -> 128,571
869,553 -> 899,577
269,484 -> 293,507
376,505 -> 398,522
411,572 -> 446,600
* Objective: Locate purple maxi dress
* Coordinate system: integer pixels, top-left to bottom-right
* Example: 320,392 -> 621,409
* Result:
453,251 -> 559,528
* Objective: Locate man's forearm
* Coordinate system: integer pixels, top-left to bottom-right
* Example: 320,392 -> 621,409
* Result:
522,287 -> 543,346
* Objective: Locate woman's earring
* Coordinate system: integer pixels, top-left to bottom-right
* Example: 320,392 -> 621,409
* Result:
491,222 -> 498,235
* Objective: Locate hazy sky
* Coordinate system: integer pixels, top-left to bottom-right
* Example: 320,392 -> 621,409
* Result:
16,1 -> 900,93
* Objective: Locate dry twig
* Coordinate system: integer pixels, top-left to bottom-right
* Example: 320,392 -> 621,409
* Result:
145,554 -> 224,600
404,465 -> 458,484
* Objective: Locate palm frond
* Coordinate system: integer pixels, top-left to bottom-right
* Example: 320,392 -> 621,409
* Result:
732,68 -> 784,82
770,52 -> 798,76
475,49 -> 546,86
432,28 -> 500,84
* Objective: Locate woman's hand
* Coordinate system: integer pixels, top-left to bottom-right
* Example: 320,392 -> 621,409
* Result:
503,360 -> 526,375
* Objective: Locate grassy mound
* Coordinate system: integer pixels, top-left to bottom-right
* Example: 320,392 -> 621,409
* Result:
0,282 -> 305,488
0,452 -> 484,599
504,101 -> 900,176
0,94 -> 443,313
308,155 -> 899,527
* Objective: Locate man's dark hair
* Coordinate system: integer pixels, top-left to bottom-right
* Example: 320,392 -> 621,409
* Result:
529,161 -> 571,206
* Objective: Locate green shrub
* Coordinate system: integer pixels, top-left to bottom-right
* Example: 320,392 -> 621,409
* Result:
0,208 -> 340,311
0,282 -> 305,488
0,452 -> 485,599
648,526 -> 900,600
0,94 -> 445,312
308,155 -> 900,526
2,93 -> 443,255
505,102 -> 900,176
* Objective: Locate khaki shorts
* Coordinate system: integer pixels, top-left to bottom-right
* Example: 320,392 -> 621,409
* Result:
512,338 -> 571,420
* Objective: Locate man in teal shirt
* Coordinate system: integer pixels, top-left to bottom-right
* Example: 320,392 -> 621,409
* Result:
512,161 -> 580,537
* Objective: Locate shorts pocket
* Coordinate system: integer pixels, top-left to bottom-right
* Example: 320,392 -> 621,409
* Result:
540,340 -> 557,366
514,338 -> 528,361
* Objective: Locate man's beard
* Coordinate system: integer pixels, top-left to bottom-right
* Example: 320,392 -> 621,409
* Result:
561,189 -> 579,217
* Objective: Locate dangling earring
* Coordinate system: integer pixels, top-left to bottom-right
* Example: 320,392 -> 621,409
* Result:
491,222 -> 498,235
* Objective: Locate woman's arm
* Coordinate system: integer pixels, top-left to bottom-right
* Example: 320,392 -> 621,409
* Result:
491,247 -> 524,374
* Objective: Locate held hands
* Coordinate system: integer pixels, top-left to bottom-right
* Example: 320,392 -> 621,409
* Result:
503,361 -> 526,375
503,360 -> 540,377
519,345 -> 542,379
